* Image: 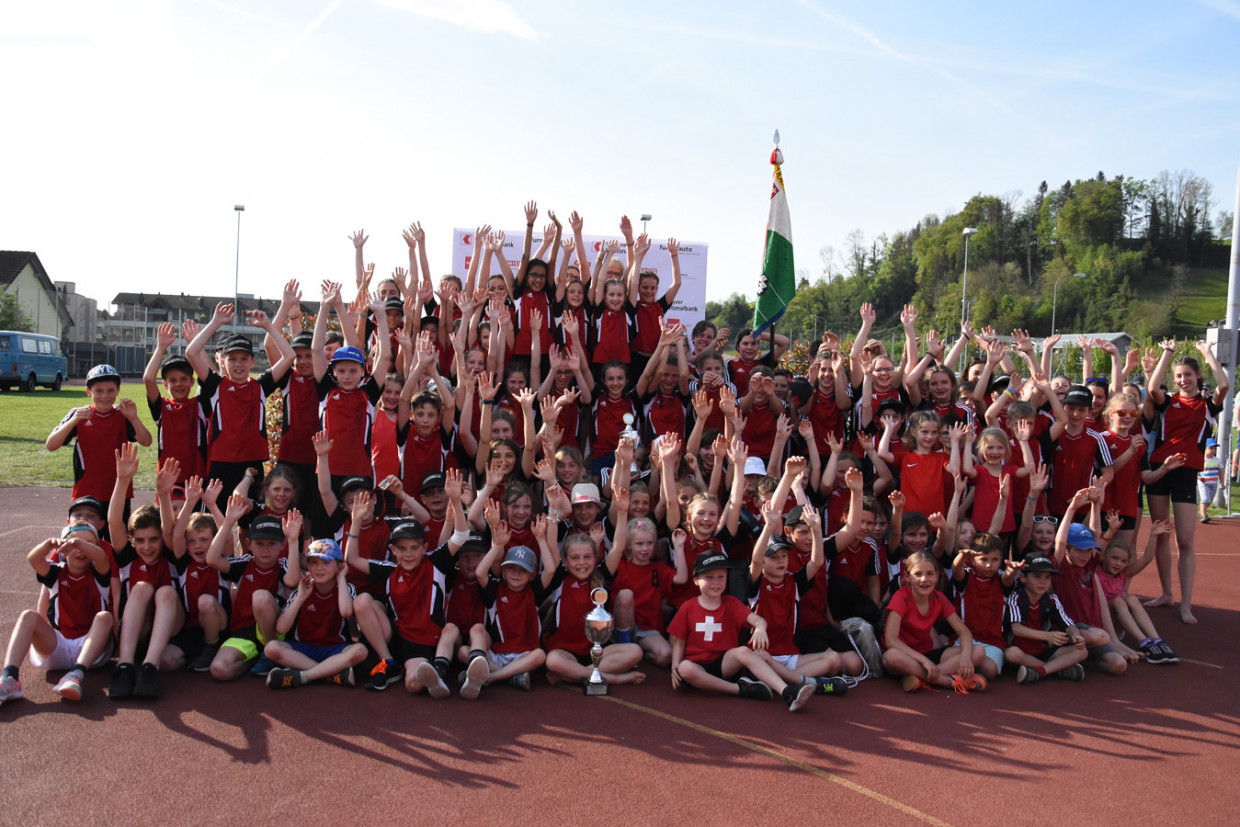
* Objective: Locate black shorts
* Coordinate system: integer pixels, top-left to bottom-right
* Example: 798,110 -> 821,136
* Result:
794,625 -> 854,655
390,634 -> 438,665
696,656 -> 726,679
1146,465 -> 1198,504
924,646 -> 947,664
1115,514 -> 1138,531
573,651 -> 594,668
206,461 -> 265,509
167,625 -> 206,661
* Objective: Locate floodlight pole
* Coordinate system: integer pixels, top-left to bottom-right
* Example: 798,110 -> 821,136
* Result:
234,205 -> 245,332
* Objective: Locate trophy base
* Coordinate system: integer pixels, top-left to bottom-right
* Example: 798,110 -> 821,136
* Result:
583,680 -> 609,696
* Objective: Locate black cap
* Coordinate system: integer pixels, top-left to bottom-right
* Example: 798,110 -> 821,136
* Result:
68,496 -> 106,520
390,520 -> 425,541
219,334 -> 254,356
160,354 -> 193,378
784,504 -> 811,528
290,332 -> 314,350
384,298 -> 405,313
420,315 -> 439,329
420,471 -> 447,492
248,514 -> 285,541
1023,555 -> 1059,574
693,552 -> 731,577
876,397 -> 907,417
1063,385 -> 1093,408
789,378 -> 814,405
340,476 -> 374,497
988,373 -> 1011,394
459,532 -> 488,555
765,536 -> 793,557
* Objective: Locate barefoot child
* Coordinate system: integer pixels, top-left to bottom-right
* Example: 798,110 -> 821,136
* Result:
668,552 -> 816,711
0,526 -> 114,703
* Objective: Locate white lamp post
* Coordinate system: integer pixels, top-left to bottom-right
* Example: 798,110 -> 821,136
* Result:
233,205 -> 245,331
1051,271 -> 1088,335
958,227 -> 978,372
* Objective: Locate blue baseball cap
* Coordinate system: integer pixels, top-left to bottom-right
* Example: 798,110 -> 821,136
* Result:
1066,523 -> 1097,550
86,364 -> 121,387
306,538 -> 343,562
330,345 -> 365,365
501,545 -> 537,573
1206,438 -> 1218,448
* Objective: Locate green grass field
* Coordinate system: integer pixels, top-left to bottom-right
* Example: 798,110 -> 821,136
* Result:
0,384 -> 161,490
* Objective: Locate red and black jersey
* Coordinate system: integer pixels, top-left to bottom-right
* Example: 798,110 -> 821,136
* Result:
1150,392 -> 1221,471
149,395 -> 204,483
971,463 -> 1021,534
542,567 -> 600,656
726,358 -> 760,398
372,411 -> 401,483
958,568 -> 1008,648
274,370 -> 321,466
1005,589 -> 1074,655
997,412 -> 1052,512
291,583 -> 354,647
366,547 -> 454,646
37,563 -> 110,638
317,374 -> 383,478
481,576 -> 549,654
59,406 -> 136,502
172,556 -> 227,629
222,556 -> 288,633
591,392 -> 640,460
825,535 -> 879,593
632,296 -> 671,355
667,595 -> 752,663
445,574 -> 485,631
1054,557 -> 1103,629
610,558 -> 676,633
1047,428 -> 1112,515
340,516 -> 391,598
807,389 -> 846,454
670,535 -> 725,608
553,300 -> 590,347
398,422 -> 457,498
590,307 -> 633,364
788,544 -> 832,629
113,543 -> 176,615
748,568 -> 813,656
200,371 -> 279,464
641,389 -> 689,445
513,283 -> 556,357
549,386 -> 583,451
742,400 -> 778,462
686,379 -> 737,434
1102,430 -> 1144,517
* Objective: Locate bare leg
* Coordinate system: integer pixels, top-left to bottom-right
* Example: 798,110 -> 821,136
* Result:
1144,494 -> 1175,607
676,660 -> 742,695
1172,500 -> 1198,623
727,648 -> 789,693
144,586 -> 185,667
198,595 -> 226,643
118,581 -> 155,663
251,591 -> 279,642
353,594 -> 393,660
1123,594 -> 1162,640
637,633 -> 672,668
486,649 -> 546,683
4,610 -> 58,667
77,612 -> 115,670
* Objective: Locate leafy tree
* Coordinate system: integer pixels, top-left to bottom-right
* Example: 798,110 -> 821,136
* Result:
0,292 -> 33,332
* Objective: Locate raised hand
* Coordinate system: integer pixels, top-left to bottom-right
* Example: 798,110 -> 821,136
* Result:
350,229 -> 368,249
524,200 -> 538,225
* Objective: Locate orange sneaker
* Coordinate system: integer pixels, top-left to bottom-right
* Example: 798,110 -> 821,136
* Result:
900,674 -> 936,693
951,674 -> 988,694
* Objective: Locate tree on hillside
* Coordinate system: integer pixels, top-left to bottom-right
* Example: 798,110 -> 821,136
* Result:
0,293 -> 33,332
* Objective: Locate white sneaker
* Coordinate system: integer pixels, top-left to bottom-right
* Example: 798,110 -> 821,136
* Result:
459,654 -> 489,700
0,675 -> 23,703
416,661 -> 450,699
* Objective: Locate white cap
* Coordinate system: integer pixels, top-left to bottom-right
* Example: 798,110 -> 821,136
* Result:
744,457 -> 767,476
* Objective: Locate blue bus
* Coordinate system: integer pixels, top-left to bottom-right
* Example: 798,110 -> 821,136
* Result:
0,330 -> 69,391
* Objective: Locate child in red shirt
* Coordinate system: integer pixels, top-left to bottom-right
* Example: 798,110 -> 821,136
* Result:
144,323 -> 204,486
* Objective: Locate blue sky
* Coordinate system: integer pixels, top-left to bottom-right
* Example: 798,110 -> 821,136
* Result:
4,1 -> 1238,311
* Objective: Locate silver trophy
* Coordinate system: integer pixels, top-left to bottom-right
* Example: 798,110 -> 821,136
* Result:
583,587 -> 614,696
620,414 -> 640,472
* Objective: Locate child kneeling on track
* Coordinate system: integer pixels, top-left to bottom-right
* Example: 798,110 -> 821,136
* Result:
882,550 -> 988,694
669,552 -> 816,712
346,470 -> 472,696
1,525 -> 114,704
459,505 -> 558,697
950,532 -> 1024,681
205,497 -> 302,680
264,539 -> 368,689
1004,555 -> 1088,684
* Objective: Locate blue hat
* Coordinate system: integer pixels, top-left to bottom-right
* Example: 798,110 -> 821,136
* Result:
330,345 -> 365,365
501,545 -> 537,573
306,538 -> 343,562
86,364 -> 121,387
1066,523 -> 1097,550
1206,438 -> 1218,448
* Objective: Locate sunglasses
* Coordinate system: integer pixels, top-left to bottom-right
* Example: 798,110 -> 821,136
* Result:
1032,515 -> 1058,525
1112,410 -> 1137,419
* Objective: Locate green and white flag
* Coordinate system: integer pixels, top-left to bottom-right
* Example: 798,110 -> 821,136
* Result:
754,133 -> 794,337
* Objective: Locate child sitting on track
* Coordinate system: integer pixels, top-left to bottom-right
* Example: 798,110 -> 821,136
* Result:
1005,555 -> 1088,685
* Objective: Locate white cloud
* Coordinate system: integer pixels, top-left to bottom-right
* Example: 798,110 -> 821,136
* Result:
372,0 -> 545,41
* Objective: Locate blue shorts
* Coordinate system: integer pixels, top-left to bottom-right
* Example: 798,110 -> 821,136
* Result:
288,641 -> 350,662
952,640 -> 1005,672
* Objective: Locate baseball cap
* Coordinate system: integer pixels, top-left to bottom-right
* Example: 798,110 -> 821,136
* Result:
85,364 -> 121,387
1206,437 -> 1218,448
68,496 -> 106,520
988,373 -> 1011,394
420,471 -> 447,492
290,332 -> 314,350
340,476 -> 373,497
743,457 -> 767,476
160,354 -> 193,378
458,531 -> 488,556
390,520 -> 426,542
1066,523 -> 1097,550
765,536 -> 793,557
693,552 -> 731,577
876,397 -> 908,418
220,335 -> 254,356
784,504 -> 812,528
501,545 -> 537,573
1023,555 -> 1058,574
571,483 -> 602,505
330,345 -> 365,365
1063,385 -> 1093,408
61,522 -> 100,542
384,297 -> 405,313
305,538 -> 343,562
248,514 -> 285,541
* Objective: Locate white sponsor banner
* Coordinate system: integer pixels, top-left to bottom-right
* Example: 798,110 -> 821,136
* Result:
449,228 -> 709,333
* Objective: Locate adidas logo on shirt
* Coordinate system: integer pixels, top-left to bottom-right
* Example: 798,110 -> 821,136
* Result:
307,603 -> 316,611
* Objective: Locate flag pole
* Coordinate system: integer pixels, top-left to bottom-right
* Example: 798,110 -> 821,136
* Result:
756,128 -> 793,370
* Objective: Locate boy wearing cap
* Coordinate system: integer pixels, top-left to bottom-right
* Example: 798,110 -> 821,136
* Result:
311,454 -> 391,598
1046,384 -> 1114,517
1051,489 -> 1132,674
185,302 -> 296,507
0,524 -> 115,704
1004,555 -> 1088,684
460,516 -> 559,696
265,539 -> 368,689
143,322 -> 205,486
1198,438 -> 1220,523
46,362 -> 152,516
204,495 -> 302,680
346,473 -> 471,695
312,282 -> 390,486
271,328 -> 325,502
670,551 -> 815,711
